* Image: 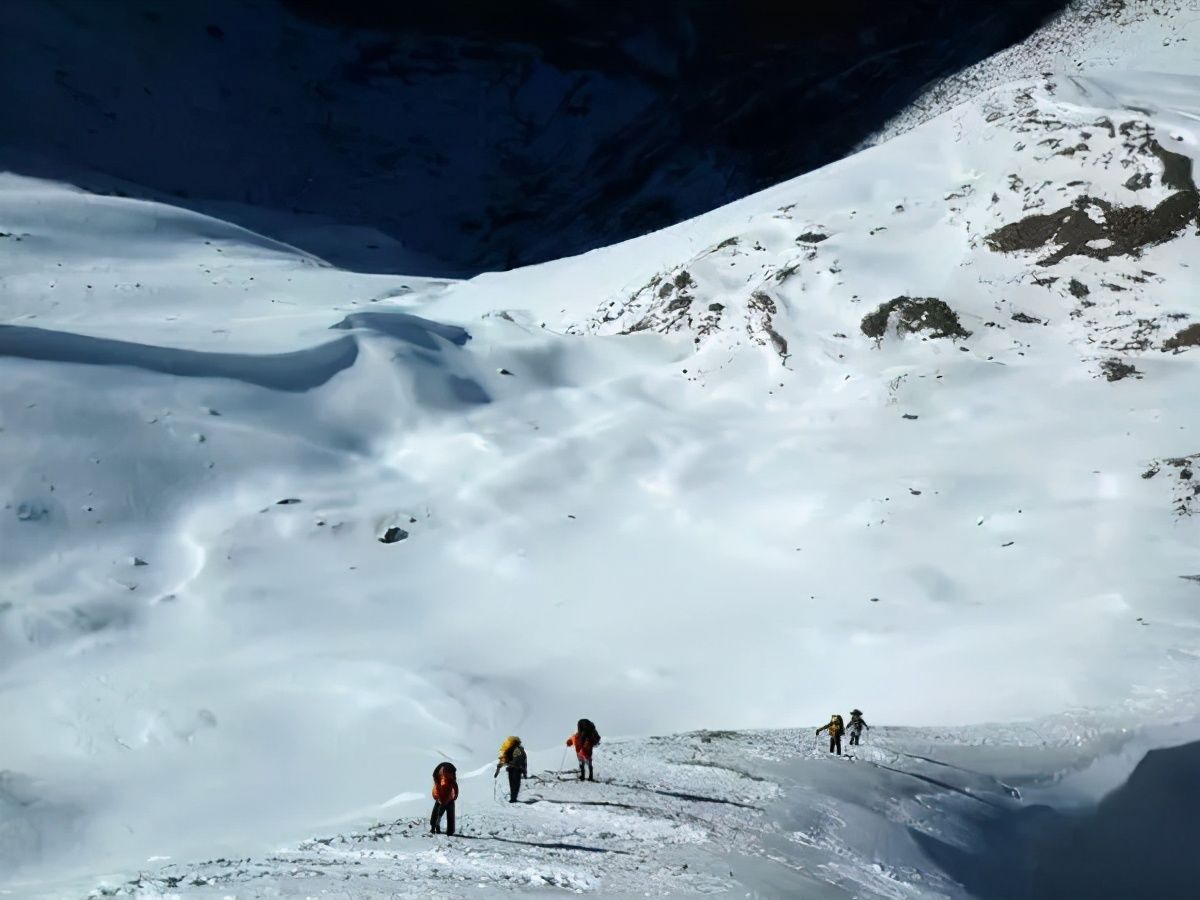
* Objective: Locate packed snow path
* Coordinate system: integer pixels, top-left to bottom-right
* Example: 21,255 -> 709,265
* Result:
86,718 -> 1200,899
85,728 -> 997,898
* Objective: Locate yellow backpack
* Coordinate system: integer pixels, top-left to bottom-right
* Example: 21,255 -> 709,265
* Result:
498,735 -> 521,762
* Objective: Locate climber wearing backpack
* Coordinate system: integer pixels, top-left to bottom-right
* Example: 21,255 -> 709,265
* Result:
430,762 -> 458,835
494,736 -> 528,802
816,714 -> 845,755
567,718 -> 601,782
847,709 -> 870,746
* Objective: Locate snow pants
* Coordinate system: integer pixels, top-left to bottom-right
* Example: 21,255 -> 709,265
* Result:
577,755 -> 594,781
507,768 -> 523,802
829,734 -> 842,755
430,800 -> 455,835
849,729 -> 862,746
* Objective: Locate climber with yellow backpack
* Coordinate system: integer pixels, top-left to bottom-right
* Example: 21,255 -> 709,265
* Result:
494,735 -> 528,803
816,713 -> 845,756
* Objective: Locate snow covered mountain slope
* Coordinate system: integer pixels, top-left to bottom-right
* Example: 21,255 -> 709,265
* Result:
4,15 -> 1200,900
864,0 -> 1200,148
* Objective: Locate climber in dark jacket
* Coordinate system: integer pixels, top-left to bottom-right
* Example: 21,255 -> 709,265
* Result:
847,709 -> 870,746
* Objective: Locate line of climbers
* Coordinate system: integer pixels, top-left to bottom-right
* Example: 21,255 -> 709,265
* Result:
430,718 -> 600,835
431,711 -> 871,834
815,709 -> 869,755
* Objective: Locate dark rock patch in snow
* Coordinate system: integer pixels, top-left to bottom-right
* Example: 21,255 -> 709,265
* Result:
1162,323 -> 1200,353
861,297 -> 971,341
1149,140 -> 1197,192
986,192 -> 1200,265
1124,172 -> 1152,191
1144,453 -> 1200,517
747,292 -> 788,360
1099,358 -> 1141,382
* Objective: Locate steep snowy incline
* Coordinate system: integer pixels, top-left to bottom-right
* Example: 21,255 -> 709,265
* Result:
3,39 -> 1200,900
863,0 -> 1200,148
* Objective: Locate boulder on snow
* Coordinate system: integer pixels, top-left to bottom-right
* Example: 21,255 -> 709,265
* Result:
861,296 -> 971,341
379,526 -> 409,544
1162,323 -> 1200,353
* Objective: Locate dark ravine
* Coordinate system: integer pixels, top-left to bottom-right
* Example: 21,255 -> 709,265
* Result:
0,0 -> 1071,275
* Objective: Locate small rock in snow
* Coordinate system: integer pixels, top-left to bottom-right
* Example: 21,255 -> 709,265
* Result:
902,413 -> 919,420
379,527 -> 409,544
276,498 -> 301,505
498,368 -> 514,376
132,556 -> 149,567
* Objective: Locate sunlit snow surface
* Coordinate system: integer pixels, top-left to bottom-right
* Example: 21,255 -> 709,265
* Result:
3,3 -> 1200,896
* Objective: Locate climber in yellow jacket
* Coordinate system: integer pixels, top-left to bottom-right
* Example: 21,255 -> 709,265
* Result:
494,736 -> 528,803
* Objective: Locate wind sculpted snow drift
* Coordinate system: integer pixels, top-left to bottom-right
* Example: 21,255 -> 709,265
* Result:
3,9 -> 1200,899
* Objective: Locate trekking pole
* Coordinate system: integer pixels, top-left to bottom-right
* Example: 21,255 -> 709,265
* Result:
559,746 -> 568,778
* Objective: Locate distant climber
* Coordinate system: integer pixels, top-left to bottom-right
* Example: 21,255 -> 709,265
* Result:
567,718 -> 601,782
848,709 -> 869,746
430,762 -> 458,835
494,736 -> 528,802
816,714 -> 845,755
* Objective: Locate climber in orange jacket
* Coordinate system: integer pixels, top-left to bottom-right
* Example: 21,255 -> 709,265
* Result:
430,761 -> 458,835
566,718 -> 601,782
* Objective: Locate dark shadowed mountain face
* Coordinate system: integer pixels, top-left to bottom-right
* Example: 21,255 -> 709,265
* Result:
0,0 -> 1068,275
913,739 -> 1200,898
